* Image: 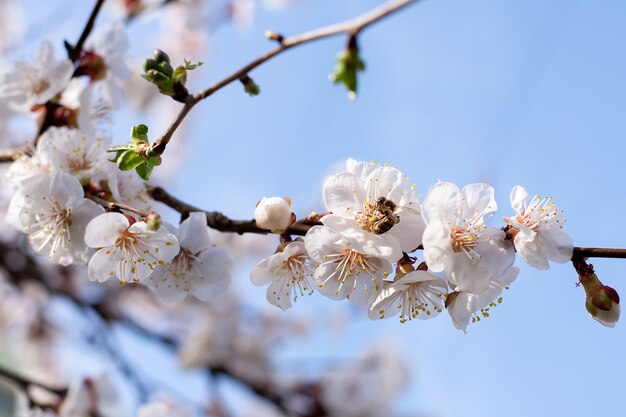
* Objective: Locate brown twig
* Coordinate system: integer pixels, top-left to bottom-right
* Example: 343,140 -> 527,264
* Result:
86,194 -> 150,218
66,0 -> 108,62
0,362 -> 67,397
0,148 -> 22,162
148,0 -> 419,157
149,186 -> 316,235
151,186 -> 626,261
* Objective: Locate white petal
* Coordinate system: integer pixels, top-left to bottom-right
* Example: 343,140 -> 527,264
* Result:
88,248 -> 120,282
85,212 -> 129,248
541,228 -> 574,264
460,183 -> 497,220
250,256 -> 273,286
509,185 -> 530,213
422,182 -> 460,224
192,247 -> 232,301
179,212 -> 211,253
323,172 -> 366,216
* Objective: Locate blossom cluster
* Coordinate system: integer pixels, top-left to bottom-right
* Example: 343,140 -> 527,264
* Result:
251,159 -> 586,332
0,28 -> 232,304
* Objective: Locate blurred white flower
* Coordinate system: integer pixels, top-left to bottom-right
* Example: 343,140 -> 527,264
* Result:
137,397 -> 193,417
7,172 -> 103,266
0,41 -> 72,113
79,23 -> 132,109
250,240 -> 314,310
320,343 -> 408,417
304,225 -> 391,306
59,374 -> 117,417
37,127 -> 110,182
422,182 -> 514,295
85,212 -> 180,284
504,185 -> 573,269
145,212 -> 232,302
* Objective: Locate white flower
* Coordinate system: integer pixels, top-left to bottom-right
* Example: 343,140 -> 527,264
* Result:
321,159 -> 425,260
504,185 -> 573,269
320,344 -> 407,417
422,182 -> 515,295
0,41 -> 72,112
250,240 -> 315,310
37,127 -> 110,182
85,213 -> 180,284
304,225 -> 392,306
144,212 -> 232,302
6,152 -> 50,187
59,78 -> 112,137
80,23 -> 131,109
137,398 -> 193,417
369,270 -> 447,322
107,169 -> 154,212
446,266 -> 519,333
255,196 -> 293,232
7,172 -> 104,266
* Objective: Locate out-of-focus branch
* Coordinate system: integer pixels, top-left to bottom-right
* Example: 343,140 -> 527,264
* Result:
0,148 -> 21,162
0,364 -> 67,397
149,0 -> 420,156
65,0 -> 107,62
0,240 -> 325,416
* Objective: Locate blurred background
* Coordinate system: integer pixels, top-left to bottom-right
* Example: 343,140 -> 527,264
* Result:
2,0 -> 626,416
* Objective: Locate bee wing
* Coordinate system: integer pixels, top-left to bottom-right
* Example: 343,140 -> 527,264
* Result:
395,204 -> 421,215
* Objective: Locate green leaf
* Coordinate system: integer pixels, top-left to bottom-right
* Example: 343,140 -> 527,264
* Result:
131,124 -> 149,142
172,66 -> 187,85
107,144 -> 133,153
148,156 -> 162,166
329,45 -> 365,100
184,59 -> 203,70
117,149 -> 145,171
135,162 -> 153,181
244,81 -> 261,96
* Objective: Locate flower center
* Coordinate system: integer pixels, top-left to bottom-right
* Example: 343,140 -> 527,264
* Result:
273,254 -> 314,302
516,195 -> 563,231
355,197 -> 398,235
318,249 -> 386,295
450,226 -> 478,253
29,203 -> 73,255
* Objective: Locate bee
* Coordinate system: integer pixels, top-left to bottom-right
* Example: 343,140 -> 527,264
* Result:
369,197 -> 403,235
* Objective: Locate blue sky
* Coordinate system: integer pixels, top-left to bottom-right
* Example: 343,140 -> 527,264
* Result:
14,1 -> 626,416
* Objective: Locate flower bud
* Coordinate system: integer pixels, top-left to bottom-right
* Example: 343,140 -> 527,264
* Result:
578,262 -> 620,327
255,197 -> 293,233
146,212 -> 162,231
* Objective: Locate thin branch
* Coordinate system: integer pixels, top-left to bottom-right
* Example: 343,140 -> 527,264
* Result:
66,0 -> 107,62
151,186 -> 626,261
149,186 -> 316,235
0,148 -> 21,162
572,247 -> 626,259
149,0 -> 419,156
86,194 -> 150,218
0,364 -> 67,397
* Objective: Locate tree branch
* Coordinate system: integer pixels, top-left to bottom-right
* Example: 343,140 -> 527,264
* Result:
66,0 -> 107,62
0,363 -> 67,397
151,186 -> 626,261
148,0 -> 419,156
